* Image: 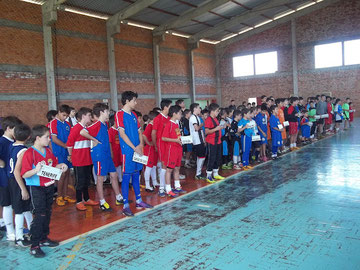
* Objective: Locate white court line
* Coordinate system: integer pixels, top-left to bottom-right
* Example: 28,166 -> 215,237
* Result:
59,132 -> 337,246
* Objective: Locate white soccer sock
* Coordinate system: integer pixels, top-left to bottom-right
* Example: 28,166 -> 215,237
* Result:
160,169 -> 166,190
23,211 -> 33,230
165,184 -> 172,193
185,159 -> 190,165
116,166 -> 122,182
100,199 -> 106,205
174,180 -> 181,189
150,166 -> 158,186
157,162 -> 162,177
144,166 -> 152,189
196,157 -> 205,176
15,214 -> 24,240
206,171 -> 212,178
3,206 -> 14,235
213,169 -> 219,177
116,193 -> 123,201
233,156 -> 237,165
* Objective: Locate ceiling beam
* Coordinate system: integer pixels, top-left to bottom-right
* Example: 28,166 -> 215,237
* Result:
107,0 -> 160,36
189,0 -> 296,43
153,0 -> 231,36
217,0 -> 341,48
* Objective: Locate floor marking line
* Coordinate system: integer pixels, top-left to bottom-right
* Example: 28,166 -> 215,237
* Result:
57,233 -> 88,270
197,204 -> 211,208
58,132 -> 337,247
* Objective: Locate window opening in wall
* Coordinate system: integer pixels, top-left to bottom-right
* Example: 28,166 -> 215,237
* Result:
255,51 -> 278,75
233,55 -> 254,77
314,42 -> 342,68
344,39 -> 360,66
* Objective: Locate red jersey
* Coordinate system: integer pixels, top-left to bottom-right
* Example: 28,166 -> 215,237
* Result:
205,116 -> 221,145
153,113 -> 170,143
66,123 -> 92,166
108,126 -> 122,167
162,120 -> 182,149
143,122 -> 153,145
21,147 -> 58,187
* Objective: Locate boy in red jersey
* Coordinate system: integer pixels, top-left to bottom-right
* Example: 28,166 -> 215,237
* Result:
66,107 -> 99,211
286,97 -> 300,150
21,125 -> 68,257
108,115 -> 122,183
205,103 -> 226,183
162,105 -> 185,197
151,99 -> 172,197
142,111 -> 159,192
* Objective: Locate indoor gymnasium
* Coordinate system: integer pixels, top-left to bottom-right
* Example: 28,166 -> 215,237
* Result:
0,0 -> 359,269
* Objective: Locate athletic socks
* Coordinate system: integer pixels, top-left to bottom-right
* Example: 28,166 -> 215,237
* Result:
3,205 -> 14,236
144,166 -> 152,189
100,199 -> 106,205
213,169 -> 219,177
196,157 -> 205,176
23,211 -> 33,230
131,171 -> 142,201
116,193 -> 123,201
174,180 -> 181,189
160,169 -> 166,191
150,166 -> 158,186
165,184 -> 172,193
15,214 -> 24,240
206,171 -> 212,179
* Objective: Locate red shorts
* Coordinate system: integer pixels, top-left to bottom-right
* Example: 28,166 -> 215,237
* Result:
325,114 -> 332,125
143,144 -> 158,168
289,122 -> 299,135
157,141 -> 166,164
163,145 -> 182,169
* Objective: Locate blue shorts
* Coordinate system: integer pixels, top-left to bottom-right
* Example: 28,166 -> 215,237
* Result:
122,153 -> 143,174
260,134 -> 268,145
56,153 -> 72,168
94,160 -> 116,176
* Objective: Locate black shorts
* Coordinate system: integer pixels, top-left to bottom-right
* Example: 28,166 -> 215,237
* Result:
193,144 -> 206,158
317,118 -> 324,124
8,178 -> 30,214
335,120 -> 343,123
0,185 -> 11,207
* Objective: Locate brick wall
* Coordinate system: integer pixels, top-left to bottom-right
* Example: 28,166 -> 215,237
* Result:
0,0 -> 216,126
219,0 -> 360,116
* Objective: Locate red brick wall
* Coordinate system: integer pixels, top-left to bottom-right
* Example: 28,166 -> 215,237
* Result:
219,0 -> 360,116
0,0 -> 216,127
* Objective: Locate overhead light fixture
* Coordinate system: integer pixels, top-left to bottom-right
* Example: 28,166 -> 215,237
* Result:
127,21 -> 155,30
254,19 -> 273,28
221,33 -> 239,42
63,7 -> 109,20
238,27 -> 253,35
296,1 -> 316,11
20,0 -> 44,4
273,10 -> 296,20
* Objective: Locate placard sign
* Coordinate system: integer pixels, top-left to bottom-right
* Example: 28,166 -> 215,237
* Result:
132,152 -> 149,165
283,121 -> 289,127
181,136 -> 193,144
315,115 -> 321,120
278,124 -> 284,130
37,165 -> 62,181
252,135 -> 261,142
321,114 -> 329,119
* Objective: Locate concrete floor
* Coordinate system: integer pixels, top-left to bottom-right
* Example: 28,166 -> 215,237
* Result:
1,122 -> 360,270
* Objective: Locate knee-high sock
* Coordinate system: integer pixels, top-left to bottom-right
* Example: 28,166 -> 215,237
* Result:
196,157 -> 205,176
157,162 -> 162,177
150,166 -> 158,186
131,171 -> 142,202
3,205 -> 14,235
116,166 -> 122,182
144,166 -> 152,189
23,211 -> 33,230
160,169 -> 166,190
122,173 -> 131,208
15,213 -> 24,240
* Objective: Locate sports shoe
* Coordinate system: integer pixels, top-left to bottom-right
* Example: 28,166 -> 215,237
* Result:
243,166 -> 253,170
221,164 -> 231,170
76,202 -> 87,211
206,177 -> 216,184
195,175 -> 206,180
158,189 -> 166,197
100,202 -> 112,212
63,196 -> 76,203
179,174 -> 186,180
213,175 -> 225,180
84,199 -> 99,206
173,187 -> 186,194
30,246 -> 45,258
145,187 -> 155,193
7,233 -> 15,241
233,164 -> 242,170
136,201 -> 153,209
116,199 -> 125,205
15,238 -> 31,247
40,238 -> 59,247
122,207 -> 134,217
167,190 -> 178,198
56,196 -> 66,206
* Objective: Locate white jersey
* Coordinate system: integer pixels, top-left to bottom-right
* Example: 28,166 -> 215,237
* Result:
189,114 -> 205,145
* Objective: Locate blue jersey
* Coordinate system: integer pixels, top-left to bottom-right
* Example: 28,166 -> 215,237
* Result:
7,143 -> 27,179
238,119 -> 254,137
49,118 -> 71,158
270,114 -> 282,146
255,113 -> 267,134
87,121 -> 112,162
0,136 -> 14,187
301,117 -> 311,138
115,110 -> 142,173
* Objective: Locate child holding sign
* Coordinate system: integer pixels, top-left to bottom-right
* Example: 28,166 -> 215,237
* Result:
115,91 -> 153,217
21,125 -> 68,257
162,105 -> 186,197
269,106 -> 283,159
